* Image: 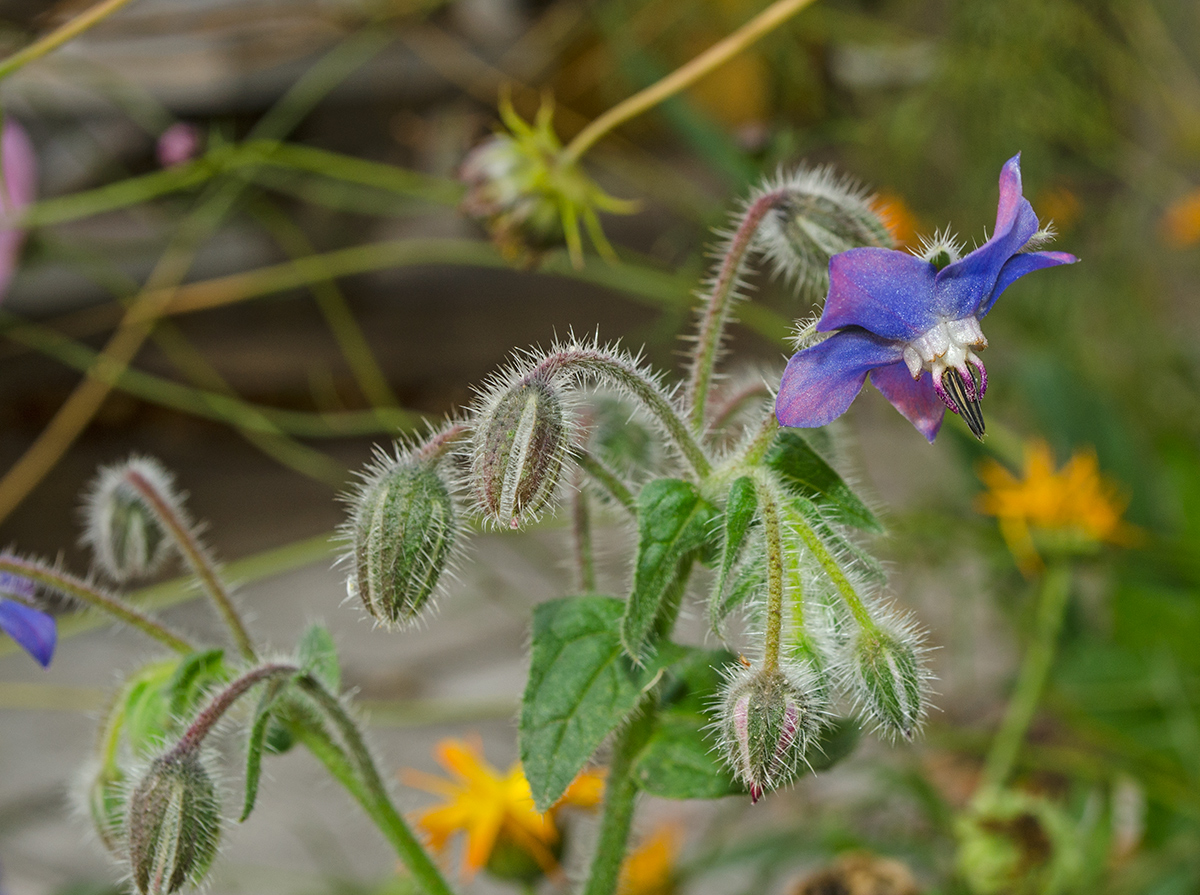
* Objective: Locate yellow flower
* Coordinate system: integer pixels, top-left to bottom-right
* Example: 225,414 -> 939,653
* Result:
976,440 -> 1139,575
1161,187 -> 1200,247
618,826 -> 680,895
871,191 -> 919,248
403,737 -> 604,881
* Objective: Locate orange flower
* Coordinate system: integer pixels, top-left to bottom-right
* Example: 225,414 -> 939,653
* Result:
1162,188 -> 1200,247
976,440 -> 1139,575
403,737 -> 603,880
618,826 -> 681,895
871,191 -> 920,248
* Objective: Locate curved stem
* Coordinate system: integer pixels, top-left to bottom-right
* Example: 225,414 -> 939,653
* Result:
0,0 -> 142,82
981,563 -> 1072,792
581,710 -> 656,895
686,190 -> 790,431
531,347 -> 711,478
740,410 -> 779,467
562,0 -> 819,163
411,423 -> 469,464
571,448 -> 636,515
295,676 -> 456,895
0,555 -> 193,653
170,663 -> 298,758
708,379 -> 773,433
123,467 -> 258,661
791,516 -> 873,629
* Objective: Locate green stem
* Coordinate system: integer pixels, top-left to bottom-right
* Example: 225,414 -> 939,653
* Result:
572,483 -> 597,592
571,448 -> 636,515
686,190 -> 790,431
981,563 -> 1072,792
533,348 -> 711,479
791,516 -> 872,629
581,710 -> 656,895
0,0 -> 142,82
123,467 -> 258,661
562,0 -> 819,163
0,554 -> 193,653
749,473 -> 785,672
295,676 -> 456,895
740,411 -> 779,467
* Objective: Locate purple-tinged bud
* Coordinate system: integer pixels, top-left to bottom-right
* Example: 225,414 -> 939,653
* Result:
848,623 -> 929,740
82,458 -> 175,583
345,456 -> 457,629
716,661 -> 821,802
126,752 -> 221,895
753,166 -> 894,298
471,374 -> 570,529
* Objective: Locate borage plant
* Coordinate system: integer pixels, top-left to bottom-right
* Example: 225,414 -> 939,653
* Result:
3,154 -> 1073,895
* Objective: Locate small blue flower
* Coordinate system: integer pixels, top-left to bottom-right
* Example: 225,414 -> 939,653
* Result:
776,154 -> 1077,442
0,570 -> 55,667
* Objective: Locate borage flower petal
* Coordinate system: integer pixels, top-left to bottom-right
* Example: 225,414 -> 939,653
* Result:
0,599 -> 56,667
776,154 -> 1078,442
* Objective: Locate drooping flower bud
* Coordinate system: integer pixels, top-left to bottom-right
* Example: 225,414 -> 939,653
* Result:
847,622 -> 929,740
715,661 -> 822,802
346,455 -> 457,629
471,373 -> 570,530
82,458 -> 174,582
753,166 -> 895,298
126,752 -> 221,895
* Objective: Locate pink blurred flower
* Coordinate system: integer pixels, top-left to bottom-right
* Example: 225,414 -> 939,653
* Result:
156,122 -> 202,168
0,118 -> 36,302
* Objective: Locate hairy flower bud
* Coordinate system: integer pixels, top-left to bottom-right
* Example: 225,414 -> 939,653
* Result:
716,661 -> 822,802
848,623 -> 929,740
126,752 -> 221,895
753,166 -> 894,298
82,458 -> 174,582
346,456 -> 457,629
471,374 -> 570,529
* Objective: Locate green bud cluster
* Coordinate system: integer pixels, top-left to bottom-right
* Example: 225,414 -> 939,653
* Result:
471,374 -> 570,530
126,752 -> 222,895
716,661 -> 822,802
346,453 -> 457,629
82,457 -> 175,582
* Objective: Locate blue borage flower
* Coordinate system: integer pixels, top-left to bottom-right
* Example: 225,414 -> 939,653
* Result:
775,155 -> 1077,442
0,570 -> 55,667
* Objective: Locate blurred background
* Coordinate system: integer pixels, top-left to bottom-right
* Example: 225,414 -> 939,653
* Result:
0,0 -> 1197,893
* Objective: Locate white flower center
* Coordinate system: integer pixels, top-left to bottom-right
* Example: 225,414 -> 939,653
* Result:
902,316 -> 987,380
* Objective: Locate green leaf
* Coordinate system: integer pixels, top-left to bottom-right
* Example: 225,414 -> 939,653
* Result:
710,477 -> 758,635
767,431 -> 881,533
166,649 -> 227,720
241,677 -> 291,822
296,623 -> 340,692
715,538 -> 765,624
521,595 -> 661,812
808,717 -> 861,772
622,479 -> 717,661
633,715 -> 743,799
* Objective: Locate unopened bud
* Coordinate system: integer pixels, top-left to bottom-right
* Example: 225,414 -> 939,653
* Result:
82,458 -> 174,582
849,624 -> 929,740
716,661 -> 821,802
126,752 -> 221,895
754,166 -> 894,298
471,374 -> 570,529
346,457 -> 456,629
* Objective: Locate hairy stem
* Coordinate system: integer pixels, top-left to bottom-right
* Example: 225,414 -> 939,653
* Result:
170,663 -> 298,757
295,676 -> 456,895
532,348 -> 711,478
0,555 -> 193,653
750,474 -> 786,672
686,190 -> 790,431
981,563 -> 1072,792
571,448 -> 636,514
123,468 -> 258,661
791,516 -> 873,629
581,709 -> 656,895
562,0 -> 818,163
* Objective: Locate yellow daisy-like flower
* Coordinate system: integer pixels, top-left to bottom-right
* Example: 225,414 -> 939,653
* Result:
976,439 -> 1139,576
618,826 -> 680,895
403,737 -> 604,881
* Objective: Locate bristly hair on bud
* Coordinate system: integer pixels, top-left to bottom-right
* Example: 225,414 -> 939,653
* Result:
842,609 -> 932,741
913,227 -> 965,270
342,441 -> 460,630
469,365 -> 572,530
125,751 -> 222,895
81,457 -> 177,583
752,164 -> 895,299
713,659 -> 825,803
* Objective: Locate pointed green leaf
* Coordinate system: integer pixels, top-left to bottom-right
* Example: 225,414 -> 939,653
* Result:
241,677 -> 290,822
767,431 -> 881,532
715,537 -> 766,624
710,477 -> 758,635
521,595 -> 661,812
166,649 -> 227,719
622,479 -> 717,661
296,623 -> 340,693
